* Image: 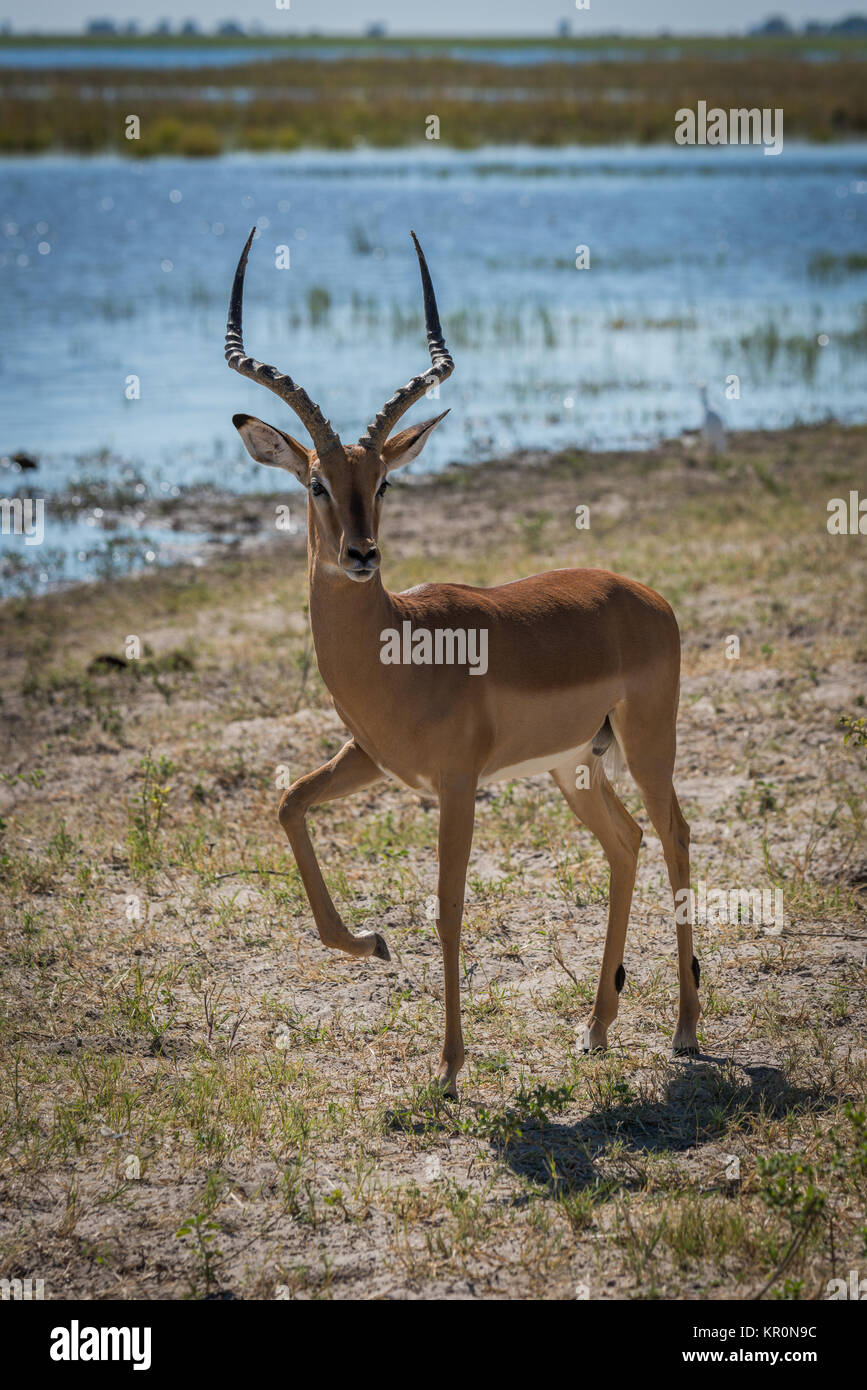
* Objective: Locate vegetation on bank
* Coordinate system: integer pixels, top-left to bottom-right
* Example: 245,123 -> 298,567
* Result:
0,41 -> 866,153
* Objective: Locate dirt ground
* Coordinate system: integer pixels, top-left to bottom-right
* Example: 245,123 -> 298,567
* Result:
1,424 -> 865,1300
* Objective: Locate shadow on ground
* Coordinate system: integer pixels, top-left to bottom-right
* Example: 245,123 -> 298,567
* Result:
490,1059 -> 835,1191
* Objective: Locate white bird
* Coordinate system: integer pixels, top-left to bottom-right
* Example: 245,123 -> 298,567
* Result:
699,382 -> 727,456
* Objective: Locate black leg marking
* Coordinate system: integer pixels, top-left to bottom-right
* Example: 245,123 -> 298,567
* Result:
691,955 -> 700,990
614,963 -> 626,993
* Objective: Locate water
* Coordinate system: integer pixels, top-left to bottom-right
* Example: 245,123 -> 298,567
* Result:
0,42 -> 772,70
2,143 -> 866,591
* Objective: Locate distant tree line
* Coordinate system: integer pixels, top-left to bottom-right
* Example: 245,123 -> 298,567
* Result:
81,19 -> 390,38
750,13 -> 867,35
69,13 -> 867,39
85,20 -> 251,37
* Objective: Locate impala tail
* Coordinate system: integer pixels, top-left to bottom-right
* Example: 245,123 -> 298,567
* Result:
590,715 -> 627,782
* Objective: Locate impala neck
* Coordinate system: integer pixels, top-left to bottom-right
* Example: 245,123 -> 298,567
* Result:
306,513 -> 394,714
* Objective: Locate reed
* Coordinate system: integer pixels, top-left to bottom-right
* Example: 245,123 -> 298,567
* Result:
1,48 -> 865,153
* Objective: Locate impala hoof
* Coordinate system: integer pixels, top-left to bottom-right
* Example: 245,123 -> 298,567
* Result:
372,932 -> 391,961
672,1043 -> 699,1057
435,1076 -> 458,1099
579,1025 -> 607,1054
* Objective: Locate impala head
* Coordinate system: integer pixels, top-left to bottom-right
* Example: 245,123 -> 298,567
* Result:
225,229 -> 453,583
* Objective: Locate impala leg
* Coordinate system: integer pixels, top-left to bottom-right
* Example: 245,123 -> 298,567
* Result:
613,715 -> 700,1056
278,739 -> 388,960
551,763 -> 643,1050
434,773 -> 477,1097
642,785 -> 698,1055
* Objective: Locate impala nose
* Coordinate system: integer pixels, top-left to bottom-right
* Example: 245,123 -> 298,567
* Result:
343,542 -> 380,580
345,542 -> 375,564
347,544 -> 378,566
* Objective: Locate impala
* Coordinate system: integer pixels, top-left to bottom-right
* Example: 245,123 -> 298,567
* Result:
226,228 -> 700,1095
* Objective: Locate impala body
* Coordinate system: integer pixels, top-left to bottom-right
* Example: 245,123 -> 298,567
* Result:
227,229 -> 700,1095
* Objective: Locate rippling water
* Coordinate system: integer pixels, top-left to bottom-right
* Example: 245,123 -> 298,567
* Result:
2,143 -> 866,589
0,41 -> 775,70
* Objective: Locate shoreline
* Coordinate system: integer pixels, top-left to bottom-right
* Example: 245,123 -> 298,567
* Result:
2,31 -> 865,50
4,140 -> 867,163
3,421 -> 865,604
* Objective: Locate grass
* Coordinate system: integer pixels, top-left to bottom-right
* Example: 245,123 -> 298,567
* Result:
0,422 -> 865,1298
0,40 -> 866,153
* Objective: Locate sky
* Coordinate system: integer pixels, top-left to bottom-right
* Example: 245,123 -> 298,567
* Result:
0,0 -> 856,37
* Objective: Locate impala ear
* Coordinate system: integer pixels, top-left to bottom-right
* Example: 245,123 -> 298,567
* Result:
233,413 -> 311,484
380,410 -> 449,471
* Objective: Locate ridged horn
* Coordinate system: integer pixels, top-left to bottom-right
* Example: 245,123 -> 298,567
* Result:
357,231 -> 454,453
225,227 -> 341,456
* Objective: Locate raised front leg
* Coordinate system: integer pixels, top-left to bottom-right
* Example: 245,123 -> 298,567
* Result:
434,773 -> 477,1097
278,739 -> 388,960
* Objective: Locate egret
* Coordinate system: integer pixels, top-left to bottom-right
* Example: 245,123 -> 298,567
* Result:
699,382 -> 727,456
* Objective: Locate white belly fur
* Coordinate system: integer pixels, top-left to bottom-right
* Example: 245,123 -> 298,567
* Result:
479,741 -> 595,787
378,741 -> 596,797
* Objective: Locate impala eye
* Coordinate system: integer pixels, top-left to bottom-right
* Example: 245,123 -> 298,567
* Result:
310,477 -> 327,498
376,479 -> 390,499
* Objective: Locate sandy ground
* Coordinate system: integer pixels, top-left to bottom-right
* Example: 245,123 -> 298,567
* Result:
0,424 -> 865,1300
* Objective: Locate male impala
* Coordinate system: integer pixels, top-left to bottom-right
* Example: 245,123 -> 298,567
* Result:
226,228 -> 700,1095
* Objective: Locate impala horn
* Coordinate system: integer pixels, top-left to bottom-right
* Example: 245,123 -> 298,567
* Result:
225,227 -> 341,457
357,231 -> 454,454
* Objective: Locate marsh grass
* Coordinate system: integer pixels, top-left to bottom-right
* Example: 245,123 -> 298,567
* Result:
1,43 -> 866,153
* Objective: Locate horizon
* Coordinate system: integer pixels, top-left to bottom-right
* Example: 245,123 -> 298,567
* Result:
0,1 -> 860,39
0,27 -> 859,38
